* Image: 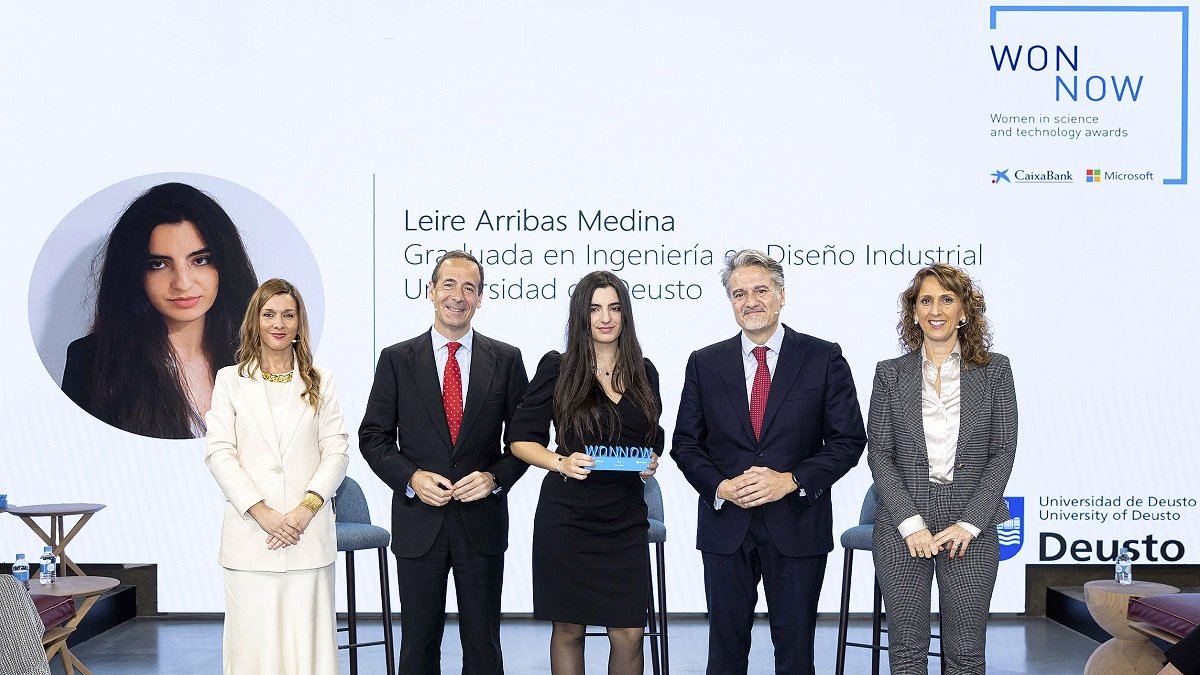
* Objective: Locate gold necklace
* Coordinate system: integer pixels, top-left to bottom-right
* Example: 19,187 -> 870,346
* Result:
262,370 -> 293,384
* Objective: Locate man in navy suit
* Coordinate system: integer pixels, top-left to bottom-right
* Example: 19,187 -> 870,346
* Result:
360,250 -> 528,675
672,249 -> 867,675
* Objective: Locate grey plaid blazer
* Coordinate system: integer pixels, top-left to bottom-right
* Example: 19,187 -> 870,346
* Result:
866,350 -> 1017,531
0,574 -> 51,675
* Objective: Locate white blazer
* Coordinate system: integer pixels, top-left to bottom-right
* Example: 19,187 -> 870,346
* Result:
205,364 -> 349,572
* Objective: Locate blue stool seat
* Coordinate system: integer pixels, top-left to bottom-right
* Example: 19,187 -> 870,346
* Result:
839,523 -> 874,551
647,519 -> 666,543
336,523 -> 391,552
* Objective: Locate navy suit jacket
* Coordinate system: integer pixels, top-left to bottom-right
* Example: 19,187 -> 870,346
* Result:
671,325 -> 867,557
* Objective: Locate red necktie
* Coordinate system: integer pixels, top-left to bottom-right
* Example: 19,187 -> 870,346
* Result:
750,345 -> 770,440
444,342 -> 463,445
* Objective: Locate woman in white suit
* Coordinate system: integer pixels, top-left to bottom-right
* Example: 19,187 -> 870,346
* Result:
867,264 -> 1017,675
205,278 -> 348,675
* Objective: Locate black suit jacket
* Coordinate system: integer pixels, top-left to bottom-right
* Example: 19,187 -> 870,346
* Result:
359,329 -> 529,558
671,325 -> 867,557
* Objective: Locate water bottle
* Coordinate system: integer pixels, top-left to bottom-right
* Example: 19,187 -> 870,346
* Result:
12,553 -> 29,589
38,545 -> 55,584
1115,547 -> 1133,585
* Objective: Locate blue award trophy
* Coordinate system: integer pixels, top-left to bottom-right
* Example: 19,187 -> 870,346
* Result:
586,444 -> 654,471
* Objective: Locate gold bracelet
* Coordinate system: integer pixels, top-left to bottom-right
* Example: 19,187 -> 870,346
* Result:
301,491 -> 324,514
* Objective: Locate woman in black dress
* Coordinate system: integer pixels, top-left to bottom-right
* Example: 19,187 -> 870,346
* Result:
511,270 -> 664,675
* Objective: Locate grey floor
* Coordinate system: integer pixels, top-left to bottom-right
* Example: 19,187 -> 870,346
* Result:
53,615 -> 1100,674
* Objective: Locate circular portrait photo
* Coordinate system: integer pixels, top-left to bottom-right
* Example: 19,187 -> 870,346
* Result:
29,173 -> 324,441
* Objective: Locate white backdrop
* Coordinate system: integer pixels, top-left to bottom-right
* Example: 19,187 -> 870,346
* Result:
1,2 -> 1197,614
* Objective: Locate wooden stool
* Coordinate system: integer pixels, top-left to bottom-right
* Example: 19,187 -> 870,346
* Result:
1083,579 -> 1179,675
33,575 -> 119,675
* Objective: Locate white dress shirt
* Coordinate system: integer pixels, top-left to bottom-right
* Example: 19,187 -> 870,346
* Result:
896,343 -> 981,538
714,325 -> 804,508
432,327 -> 474,390
406,328 -> 475,498
741,325 -> 784,403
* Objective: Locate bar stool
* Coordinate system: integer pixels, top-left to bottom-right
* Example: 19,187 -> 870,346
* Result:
333,476 -> 396,675
835,484 -> 885,675
835,484 -> 943,675
644,476 -> 669,675
584,476 -> 669,675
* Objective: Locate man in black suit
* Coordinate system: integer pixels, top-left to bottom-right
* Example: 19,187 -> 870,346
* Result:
360,250 -> 529,675
671,249 -> 867,675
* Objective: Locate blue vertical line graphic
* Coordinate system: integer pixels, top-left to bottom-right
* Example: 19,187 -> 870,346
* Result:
372,173 -> 377,367
1178,7 -> 1189,185
990,5 -> 1189,184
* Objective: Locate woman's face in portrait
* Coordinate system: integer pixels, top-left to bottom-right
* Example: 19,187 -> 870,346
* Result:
143,220 -> 219,329
588,285 -> 622,346
259,293 -> 299,355
914,275 -> 965,347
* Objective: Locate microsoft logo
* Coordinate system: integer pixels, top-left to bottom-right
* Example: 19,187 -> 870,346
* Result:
1086,169 -> 1102,183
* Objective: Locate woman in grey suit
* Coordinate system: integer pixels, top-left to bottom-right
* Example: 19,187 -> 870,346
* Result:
867,263 -> 1017,675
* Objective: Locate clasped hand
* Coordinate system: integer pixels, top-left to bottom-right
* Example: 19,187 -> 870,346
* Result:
717,466 -> 797,508
251,502 -> 314,551
905,524 -> 975,560
411,469 -> 496,506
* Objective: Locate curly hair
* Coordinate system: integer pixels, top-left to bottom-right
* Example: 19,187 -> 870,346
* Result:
896,263 -> 992,368
236,278 -> 322,412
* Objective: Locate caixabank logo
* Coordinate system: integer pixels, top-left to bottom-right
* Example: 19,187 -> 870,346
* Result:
998,496 -> 1023,561
989,169 -> 1073,184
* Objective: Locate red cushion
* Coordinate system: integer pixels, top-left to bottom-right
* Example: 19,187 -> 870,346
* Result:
1129,593 -> 1200,639
30,593 -> 75,632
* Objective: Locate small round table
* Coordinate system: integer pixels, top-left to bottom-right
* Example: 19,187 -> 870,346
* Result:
3,503 -> 105,577
31,575 -> 120,675
1083,579 -> 1180,675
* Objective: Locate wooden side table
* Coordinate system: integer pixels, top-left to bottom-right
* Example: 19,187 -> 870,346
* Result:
1083,579 -> 1180,675
3,503 -> 105,577
32,575 -> 119,675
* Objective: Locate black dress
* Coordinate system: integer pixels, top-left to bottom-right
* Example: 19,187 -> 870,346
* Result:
509,351 -> 665,627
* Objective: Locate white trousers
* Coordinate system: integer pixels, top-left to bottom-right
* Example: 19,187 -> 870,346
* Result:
223,564 -> 338,675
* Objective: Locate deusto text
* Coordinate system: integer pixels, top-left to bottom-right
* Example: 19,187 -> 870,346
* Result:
1039,532 -> 1185,562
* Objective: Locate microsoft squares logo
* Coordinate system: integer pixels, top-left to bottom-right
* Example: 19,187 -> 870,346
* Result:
1086,169 -> 1102,183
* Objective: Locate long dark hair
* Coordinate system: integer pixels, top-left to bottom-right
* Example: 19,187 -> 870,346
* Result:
554,271 -> 658,446
89,182 -> 258,438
